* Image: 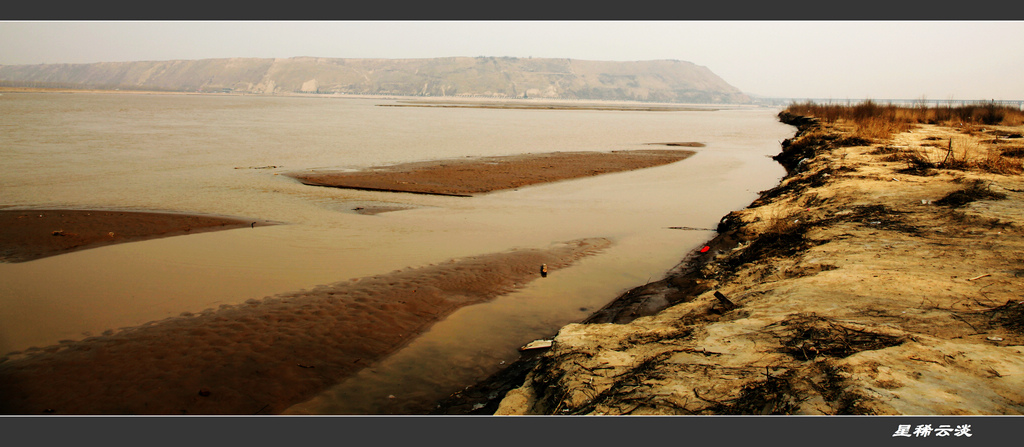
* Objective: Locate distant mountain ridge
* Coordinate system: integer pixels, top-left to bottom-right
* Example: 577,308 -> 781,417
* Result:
0,56 -> 749,103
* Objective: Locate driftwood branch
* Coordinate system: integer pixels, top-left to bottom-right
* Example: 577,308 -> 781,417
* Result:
714,291 -> 737,310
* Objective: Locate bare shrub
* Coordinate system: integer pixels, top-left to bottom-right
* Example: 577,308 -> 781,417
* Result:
1001,110 -> 1024,126
978,148 -> 1024,174
763,213 -> 802,236
1000,147 -> 1024,158
936,137 -> 1023,174
889,147 -> 939,176
938,137 -> 973,170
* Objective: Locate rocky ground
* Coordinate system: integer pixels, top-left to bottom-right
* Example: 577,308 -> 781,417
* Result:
435,112 -> 1024,415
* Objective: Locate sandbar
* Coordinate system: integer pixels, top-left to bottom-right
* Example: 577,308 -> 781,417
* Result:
0,209 -> 276,263
0,238 -> 610,414
288,150 -> 696,197
379,100 -> 719,112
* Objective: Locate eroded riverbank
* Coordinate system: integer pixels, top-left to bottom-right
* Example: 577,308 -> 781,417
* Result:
437,111 -> 1024,415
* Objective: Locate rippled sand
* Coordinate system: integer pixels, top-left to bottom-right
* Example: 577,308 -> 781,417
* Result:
0,238 -> 610,414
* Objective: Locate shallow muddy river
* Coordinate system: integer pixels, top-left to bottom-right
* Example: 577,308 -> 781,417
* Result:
0,92 -> 795,413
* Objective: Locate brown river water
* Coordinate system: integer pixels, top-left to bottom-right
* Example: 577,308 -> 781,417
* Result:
0,92 -> 795,413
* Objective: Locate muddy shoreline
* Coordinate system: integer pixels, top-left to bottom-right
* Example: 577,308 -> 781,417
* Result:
434,111 -> 1024,415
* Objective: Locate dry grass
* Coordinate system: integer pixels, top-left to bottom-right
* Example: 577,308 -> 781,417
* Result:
896,137 -> 1024,175
785,100 -> 1024,140
851,116 -> 915,141
762,211 -> 804,236
977,148 -> 1024,174
787,101 -> 1024,175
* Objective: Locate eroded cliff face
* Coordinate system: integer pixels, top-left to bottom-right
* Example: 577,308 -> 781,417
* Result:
0,57 -> 749,103
487,114 -> 1024,416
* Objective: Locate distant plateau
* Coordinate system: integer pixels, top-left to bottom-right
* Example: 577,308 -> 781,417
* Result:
0,56 -> 750,104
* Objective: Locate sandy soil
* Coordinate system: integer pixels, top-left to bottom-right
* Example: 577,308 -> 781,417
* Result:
0,237 -> 610,414
0,209 -> 275,263
287,150 -> 696,197
440,113 -> 1024,415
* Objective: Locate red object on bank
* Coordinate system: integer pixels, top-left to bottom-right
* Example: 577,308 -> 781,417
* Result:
700,245 -> 711,253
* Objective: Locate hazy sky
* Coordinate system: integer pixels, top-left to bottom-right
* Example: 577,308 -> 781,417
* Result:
2,21 -> 1024,100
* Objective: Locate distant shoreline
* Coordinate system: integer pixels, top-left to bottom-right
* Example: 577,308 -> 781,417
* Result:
0,86 -> 762,110
379,100 -> 721,112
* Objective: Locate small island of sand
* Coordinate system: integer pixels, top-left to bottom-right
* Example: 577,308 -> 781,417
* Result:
287,150 -> 697,197
0,210 -> 276,263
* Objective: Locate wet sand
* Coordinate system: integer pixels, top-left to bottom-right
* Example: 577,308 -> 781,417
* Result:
0,237 -> 611,414
0,209 -> 275,263
287,150 -> 696,197
0,148 -> 700,414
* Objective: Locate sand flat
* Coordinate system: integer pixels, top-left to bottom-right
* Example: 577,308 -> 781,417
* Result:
379,100 -> 720,112
0,209 -> 276,263
0,238 -> 610,415
287,150 -> 696,197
